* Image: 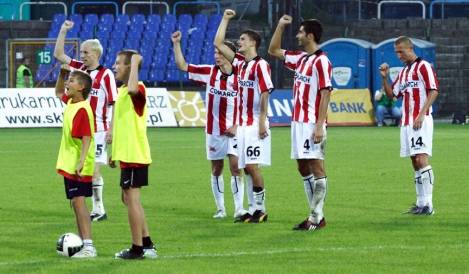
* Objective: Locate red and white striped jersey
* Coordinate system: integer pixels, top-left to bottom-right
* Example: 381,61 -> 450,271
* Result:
391,58 -> 439,126
69,59 -> 117,132
284,50 -> 333,123
234,53 -> 274,126
187,64 -> 238,135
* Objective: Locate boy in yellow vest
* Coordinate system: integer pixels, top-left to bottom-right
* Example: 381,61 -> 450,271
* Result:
55,68 -> 97,258
111,50 -> 157,259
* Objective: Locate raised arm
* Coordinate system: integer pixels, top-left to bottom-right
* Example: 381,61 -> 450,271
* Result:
127,54 -> 142,96
55,65 -> 70,98
54,20 -> 73,64
214,9 -> 236,62
268,15 -> 292,60
379,63 -> 394,99
171,31 -> 188,71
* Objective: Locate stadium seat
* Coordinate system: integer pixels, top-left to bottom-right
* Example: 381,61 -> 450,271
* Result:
194,14 -> 208,29
100,13 -> 114,25
115,14 -> 130,26
84,14 -> 98,26
69,14 -> 83,25
148,69 -> 165,82
139,69 -> 148,81
147,14 -> 161,25
166,69 -> 181,82
127,31 -> 141,40
208,14 -> 222,30
35,69 -> 49,83
80,31 -> 93,40
178,14 -> 193,30
111,30 -> 126,39
124,39 -> 140,50
52,13 -> 66,28
131,14 -> 146,26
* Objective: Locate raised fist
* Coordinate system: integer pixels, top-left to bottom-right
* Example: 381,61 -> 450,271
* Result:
379,63 -> 389,78
223,9 -> 236,20
131,54 -> 142,65
171,31 -> 182,43
279,15 -> 292,25
61,20 -> 74,31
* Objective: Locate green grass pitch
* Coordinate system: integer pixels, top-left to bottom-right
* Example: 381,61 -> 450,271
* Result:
0,125 -> 468,273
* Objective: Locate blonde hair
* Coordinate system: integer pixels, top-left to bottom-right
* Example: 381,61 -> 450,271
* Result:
394,36 -> 413,48
81,39 -> 103,58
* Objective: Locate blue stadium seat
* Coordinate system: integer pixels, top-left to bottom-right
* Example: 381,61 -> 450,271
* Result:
166,69 -> 181,82
52,13 -> 66,28
194,14 -> 208,28
100,13 -> 114,25
124,39 -> 140,50
147,14 -> 161,25
48,29 -> 60,38
115,14 -> 130,26
111,30 -> 126,39
129,24 -> 144,34
109,39 -> 124,50
113,23 -> 128,33
84,14 -> 98,26
139,69 -> 148,81
152,55 -> 167,69
35,69 -> 49,82
127,31 -> 141,40
80,31 -> 93,40
208,14 -> 221,29
69,14 -> 83,25
148,69 -> 165,82
132,14 -> 146,25
66,31 -> 79,38
178,14 -> 193,29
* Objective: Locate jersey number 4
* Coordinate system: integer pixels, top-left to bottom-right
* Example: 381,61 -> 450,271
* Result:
303,139 -> 311,150
410,137 -> 423,148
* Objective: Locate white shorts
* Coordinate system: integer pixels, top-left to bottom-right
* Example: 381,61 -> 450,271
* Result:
291,121 -> 326,160
94,131 -> 108,165
237,123 -> 271,169
206,133 -> 238,160
400,115 -> 433,157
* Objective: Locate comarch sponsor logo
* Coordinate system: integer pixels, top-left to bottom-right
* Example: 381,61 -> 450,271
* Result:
209,87 -> 237,97
332,67 -> 351,86
294,72 -> 311,84
399,81 -> 420,91
238,79 -> 255,88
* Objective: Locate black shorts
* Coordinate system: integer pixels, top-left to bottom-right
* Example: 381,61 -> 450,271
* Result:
120,166 -> 149,189
63,177 -> 92,199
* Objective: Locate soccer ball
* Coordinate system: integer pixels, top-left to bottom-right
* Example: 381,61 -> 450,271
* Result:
56,233 -> 83,257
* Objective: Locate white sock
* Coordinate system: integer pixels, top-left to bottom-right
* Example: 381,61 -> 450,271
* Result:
414,170 -> 424,207
92,176 -> 105,214
231,176 -> 244,215
419,166 -> 434,209
245,174 -> 255,214
303,174 -> 315,210
253,188 -> 266,212
310,177 -> 327,223
211,175 -> 225,212
83,239 -> 93,247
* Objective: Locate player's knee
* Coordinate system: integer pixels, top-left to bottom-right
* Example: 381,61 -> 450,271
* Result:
230,165 -> 241,177
71,196 -> 85,209
412,154 -> 428,169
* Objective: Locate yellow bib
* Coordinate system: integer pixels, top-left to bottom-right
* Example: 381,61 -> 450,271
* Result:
56,99 -> 95,176
112,83 -> 151,164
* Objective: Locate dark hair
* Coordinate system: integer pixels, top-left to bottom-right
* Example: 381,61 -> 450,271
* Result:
224,40 -> 237,52
70,70 -> 92,99
117,49 -> 141,71
300,19 -> 323,43
241,29 -> 261,50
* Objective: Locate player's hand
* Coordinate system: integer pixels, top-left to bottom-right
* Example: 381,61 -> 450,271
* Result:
75,161 -> 84,177
60,20 -> 74,32
379,63 -> 389,78
171,31 -> 182,43
413,114 -> 424,130
312,125 -> 324,144
131,54 -> 142,66
259,122 -> 268,139
224,125 -> 237,137
108,157 -> 116,168
223,9 -> 236,20
105,131 -> 112,144
279,15 -> 292,25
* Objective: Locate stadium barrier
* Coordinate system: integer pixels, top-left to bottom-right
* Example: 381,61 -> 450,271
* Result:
1,89 -> 374,128
0,88 -> 176,128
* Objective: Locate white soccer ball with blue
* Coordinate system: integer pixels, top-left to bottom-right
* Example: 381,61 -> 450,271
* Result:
56,232 -> 83,257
